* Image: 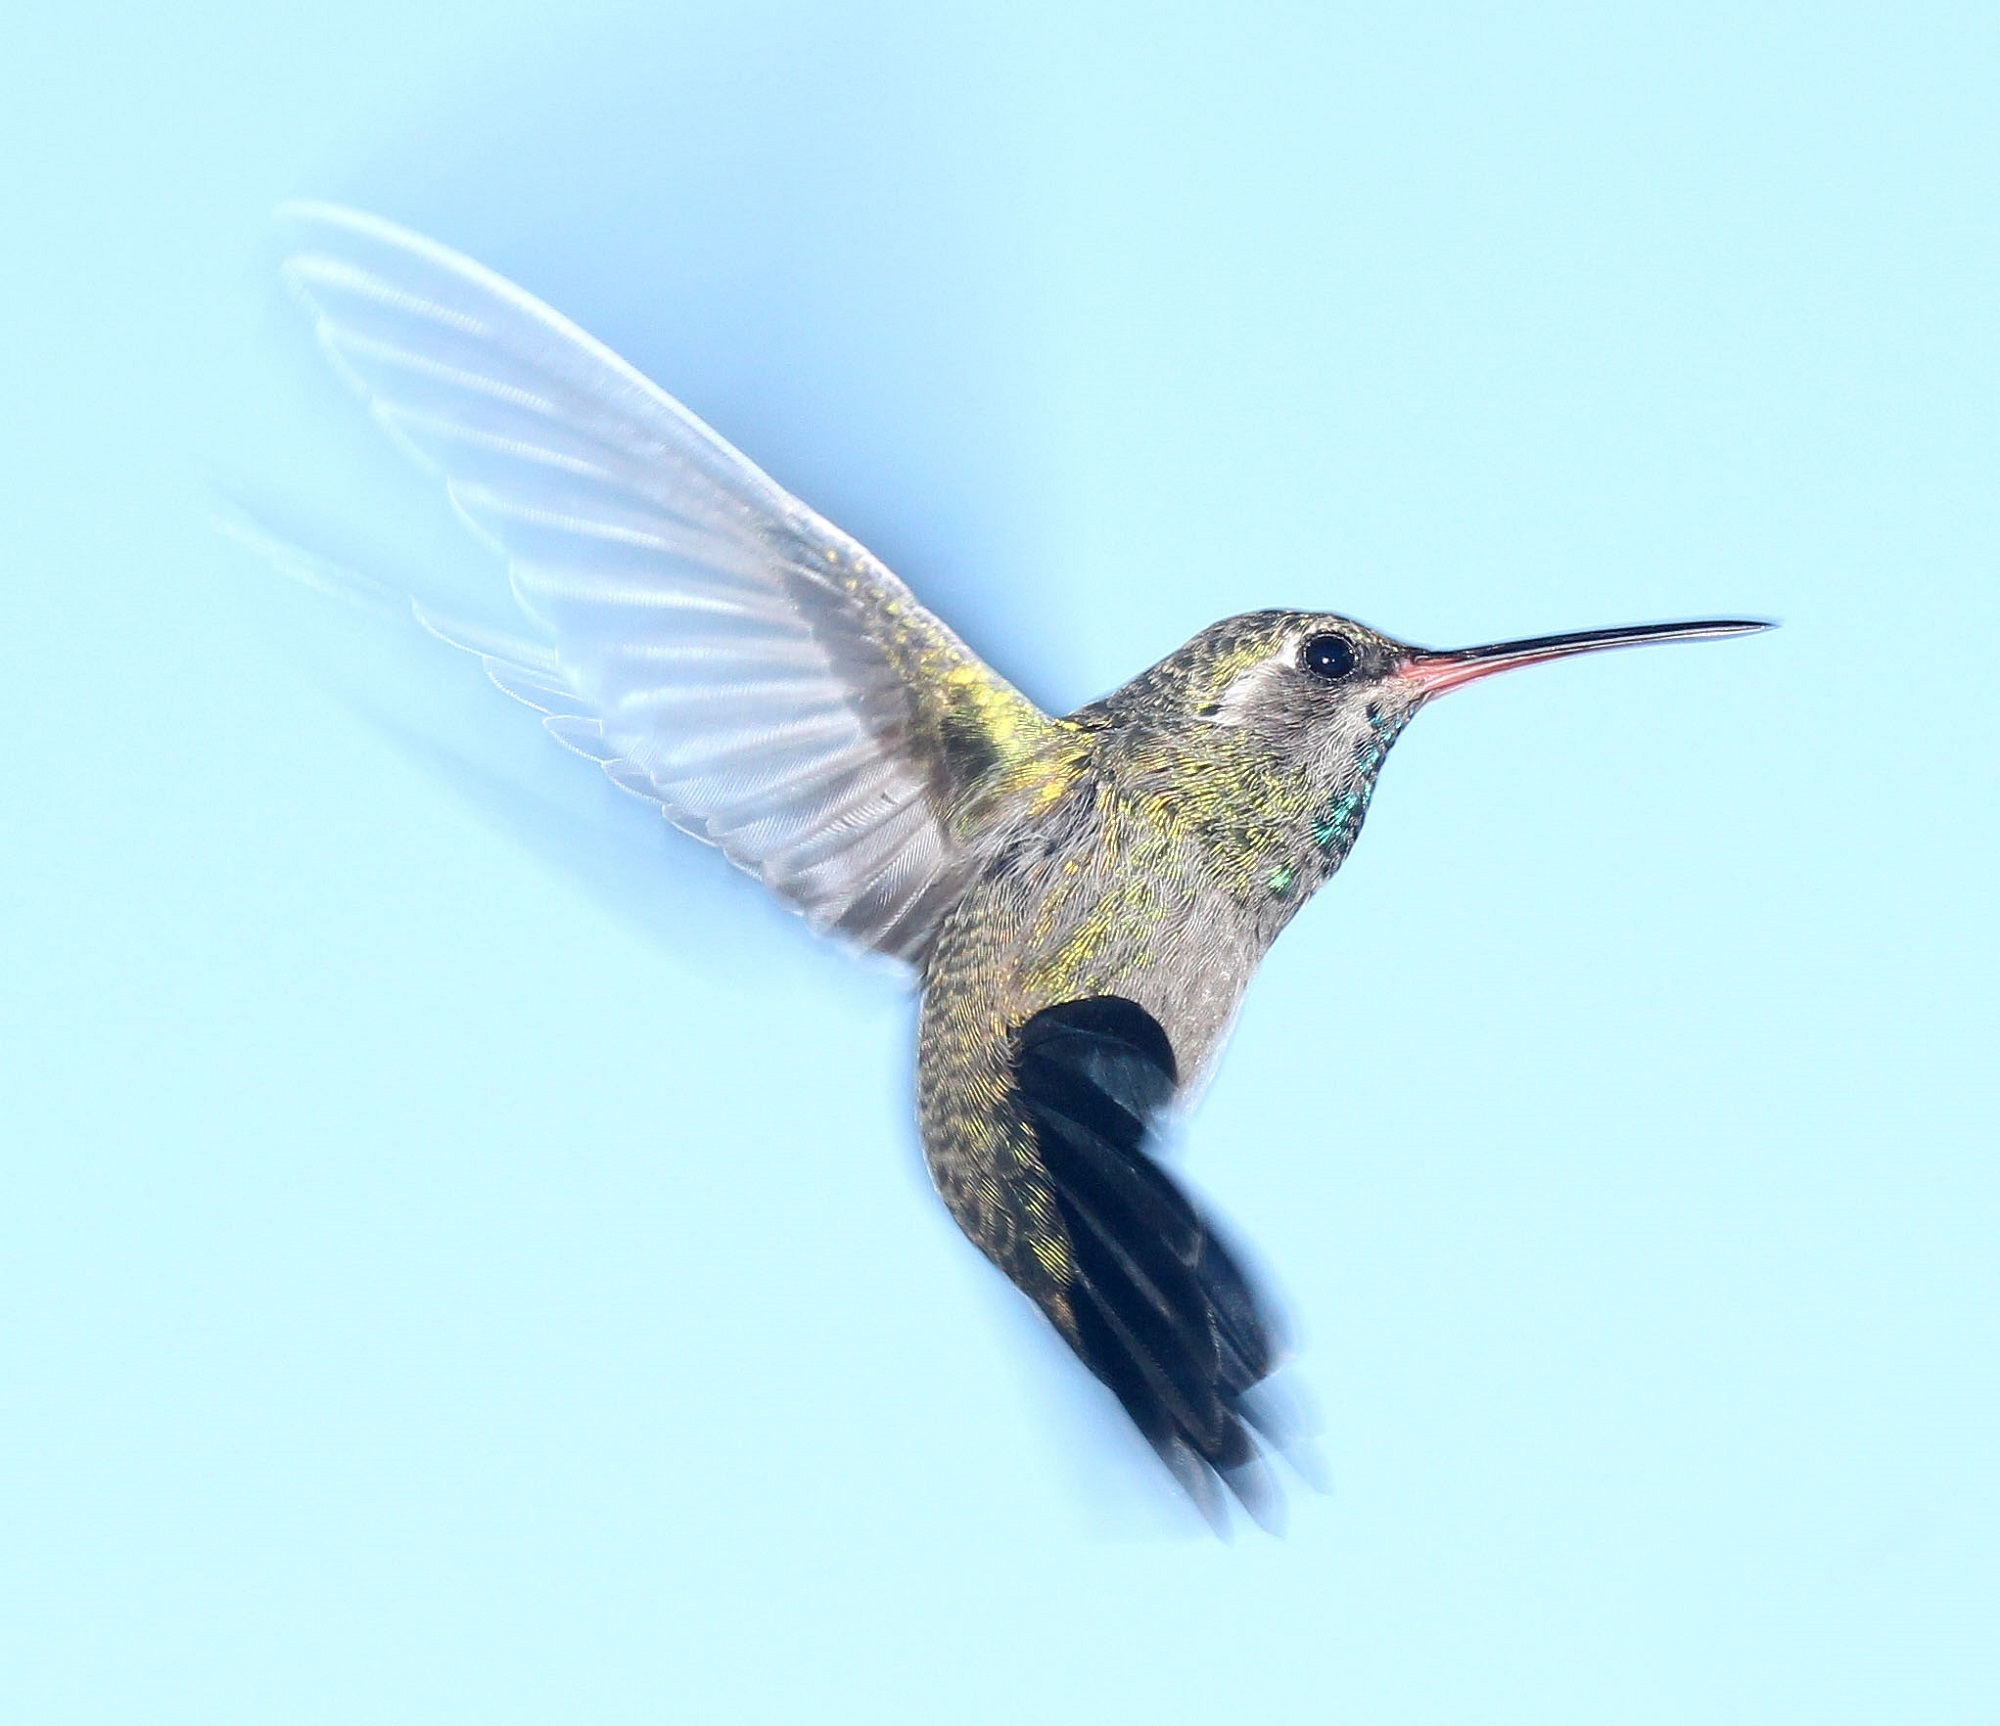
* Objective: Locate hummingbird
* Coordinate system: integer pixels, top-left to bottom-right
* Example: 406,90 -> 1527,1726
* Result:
274,204 -> 1769,1526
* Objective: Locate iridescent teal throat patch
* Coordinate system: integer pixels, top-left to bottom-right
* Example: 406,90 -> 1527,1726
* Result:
1313,708 -> 1410,858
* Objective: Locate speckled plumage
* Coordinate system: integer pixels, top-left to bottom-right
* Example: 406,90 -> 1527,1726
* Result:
273,204 -> 1768,1526
908,612 -> 1428,1512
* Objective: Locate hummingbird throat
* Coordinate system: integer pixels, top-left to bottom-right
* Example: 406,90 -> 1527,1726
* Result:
1267,705 -> 1413,901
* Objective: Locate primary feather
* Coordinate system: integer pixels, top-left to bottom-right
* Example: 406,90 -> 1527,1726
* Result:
280,202 -> 1054,962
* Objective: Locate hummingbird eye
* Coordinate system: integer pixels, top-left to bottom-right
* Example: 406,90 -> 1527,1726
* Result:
1301,632 -> 1358,681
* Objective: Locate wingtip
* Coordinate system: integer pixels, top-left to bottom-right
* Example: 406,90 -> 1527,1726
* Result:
274,198 -> 401,242
272,201 -> 491,298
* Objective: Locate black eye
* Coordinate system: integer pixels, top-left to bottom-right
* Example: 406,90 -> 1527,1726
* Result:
1301,632 -> 1358,680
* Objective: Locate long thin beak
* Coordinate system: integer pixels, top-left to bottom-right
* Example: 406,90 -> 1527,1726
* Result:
1401,618 -> 1774,697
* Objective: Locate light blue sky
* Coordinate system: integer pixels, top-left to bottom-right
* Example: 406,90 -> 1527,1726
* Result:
5,1 -> 1996,1720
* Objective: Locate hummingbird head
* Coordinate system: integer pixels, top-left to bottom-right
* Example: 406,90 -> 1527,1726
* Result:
1092,607 -> 1771,876
1194,607 -> 1771,730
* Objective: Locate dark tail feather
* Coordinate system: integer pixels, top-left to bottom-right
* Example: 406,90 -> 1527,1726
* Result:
1012,995 -> 1293,1524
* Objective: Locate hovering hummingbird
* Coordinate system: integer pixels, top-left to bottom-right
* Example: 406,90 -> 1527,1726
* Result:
273,204 -> 1768,1526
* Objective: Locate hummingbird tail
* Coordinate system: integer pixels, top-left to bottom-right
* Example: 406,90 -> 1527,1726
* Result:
1013,997 -> 1293,1529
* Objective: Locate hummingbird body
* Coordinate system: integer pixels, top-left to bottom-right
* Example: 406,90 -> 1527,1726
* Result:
913,611 -> 1418,1506
918,611 -> 1402,1213
273,205 -> 1768,1525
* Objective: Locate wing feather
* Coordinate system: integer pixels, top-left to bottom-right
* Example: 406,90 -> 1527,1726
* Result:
281,202 -> 1058,962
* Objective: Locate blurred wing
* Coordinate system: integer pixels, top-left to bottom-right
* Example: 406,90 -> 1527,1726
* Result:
1011,997 -> 1290,1526
280,202 -> 1056,963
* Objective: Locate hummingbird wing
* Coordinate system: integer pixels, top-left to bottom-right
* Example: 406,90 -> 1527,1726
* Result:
1011,997 -> 1288,1525
279,204 -> 1056,963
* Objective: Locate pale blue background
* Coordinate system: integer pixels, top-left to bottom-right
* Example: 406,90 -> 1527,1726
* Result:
4,2 -> 1996,1721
